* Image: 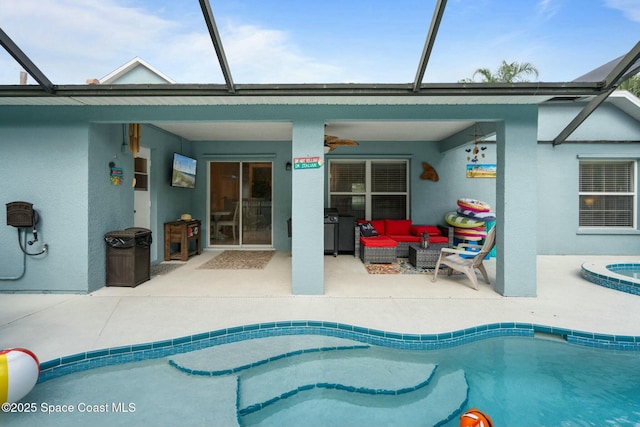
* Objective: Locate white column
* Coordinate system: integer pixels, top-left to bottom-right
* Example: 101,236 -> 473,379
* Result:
495,108 -> 538,296
291,120 -> 325,295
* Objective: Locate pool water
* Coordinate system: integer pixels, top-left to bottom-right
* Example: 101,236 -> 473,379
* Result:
2,334 -> 640,427
605,263 -> 640,281
617,269 -> 640,280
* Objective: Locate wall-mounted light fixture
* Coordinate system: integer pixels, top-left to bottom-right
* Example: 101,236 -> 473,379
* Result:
285,161 -> 292,171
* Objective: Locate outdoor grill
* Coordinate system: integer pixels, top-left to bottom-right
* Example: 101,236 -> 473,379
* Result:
324,208 -> 339,257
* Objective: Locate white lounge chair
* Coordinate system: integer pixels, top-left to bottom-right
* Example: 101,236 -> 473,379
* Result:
432,226 -> 496,290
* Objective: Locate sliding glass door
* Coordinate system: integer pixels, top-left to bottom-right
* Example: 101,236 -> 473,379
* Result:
209,161 -> 272,247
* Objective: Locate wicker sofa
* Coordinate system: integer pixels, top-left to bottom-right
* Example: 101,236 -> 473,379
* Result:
355,219 -> 453,260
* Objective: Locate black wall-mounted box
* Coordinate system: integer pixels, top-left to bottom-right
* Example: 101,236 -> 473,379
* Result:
6,201 -> 35,228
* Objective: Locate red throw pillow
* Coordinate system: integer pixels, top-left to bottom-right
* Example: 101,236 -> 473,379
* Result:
429,235 -> 448,244
410,225 -> 442,237
370,220 -> 385,235
385,219 -> 411,235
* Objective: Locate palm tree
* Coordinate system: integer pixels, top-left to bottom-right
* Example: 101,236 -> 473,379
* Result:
460,61 -> 539,83
617,74 -> 640,97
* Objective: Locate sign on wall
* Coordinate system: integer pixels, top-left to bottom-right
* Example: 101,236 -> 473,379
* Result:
466,164 -> 496,178
293,157 -> 323,169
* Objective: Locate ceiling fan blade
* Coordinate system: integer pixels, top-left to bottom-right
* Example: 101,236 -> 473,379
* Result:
324,134 -> 339,143
324,134 -> 359,147
334,138 -> 359,146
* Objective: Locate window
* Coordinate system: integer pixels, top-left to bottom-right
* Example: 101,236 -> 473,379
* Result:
579,160 -> 636,228
329,160 -> 408,219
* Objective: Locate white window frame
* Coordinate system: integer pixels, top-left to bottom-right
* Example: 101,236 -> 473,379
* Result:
328,159 -> 410,219
578,159 -> 637,229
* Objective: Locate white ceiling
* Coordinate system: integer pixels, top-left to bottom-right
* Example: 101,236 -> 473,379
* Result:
154,120 -> 477,142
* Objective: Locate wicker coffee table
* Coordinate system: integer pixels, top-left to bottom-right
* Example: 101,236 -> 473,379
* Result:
408,244 -> 441,269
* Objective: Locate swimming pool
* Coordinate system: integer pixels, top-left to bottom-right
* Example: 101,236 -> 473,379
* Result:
581,262 -> 640,296
608,263 -> 640,280
2,321 -> 640,427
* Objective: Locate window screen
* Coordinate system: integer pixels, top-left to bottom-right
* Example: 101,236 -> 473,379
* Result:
579,161 -> 635,227
329,160 -> 409,219
329,162 -> 365,193
372,195 -> 407,219
371,162 -> 407,192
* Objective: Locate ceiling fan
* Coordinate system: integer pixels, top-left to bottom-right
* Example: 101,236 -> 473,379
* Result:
324,134 -> 359,152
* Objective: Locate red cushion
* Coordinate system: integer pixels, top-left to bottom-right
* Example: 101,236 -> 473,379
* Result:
410,225 -> 442,237
360,236 -> 398,247
428,235 -> 449,244
387,235 -> 420,243
384,219 -> 411,235
370,220 -> 385,235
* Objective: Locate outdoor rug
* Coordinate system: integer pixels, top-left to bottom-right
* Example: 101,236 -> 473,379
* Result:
363,258 -> 448,275
197,250 -> 275,270
151,263 -> 184,277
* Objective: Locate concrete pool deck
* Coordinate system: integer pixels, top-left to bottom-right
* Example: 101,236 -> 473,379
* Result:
1,253 -> 640,362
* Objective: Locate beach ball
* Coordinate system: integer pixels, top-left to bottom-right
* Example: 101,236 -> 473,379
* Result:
0,348 -> 40,404
460,408 -> 493,427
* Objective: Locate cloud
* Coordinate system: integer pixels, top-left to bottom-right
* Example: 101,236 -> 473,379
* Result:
4,0 -> 623,85
605,0 -> 640,22
0,0 -> 179,83
0,0 -> 350,84
219,22 -> 344,83
536,0 -> 561,20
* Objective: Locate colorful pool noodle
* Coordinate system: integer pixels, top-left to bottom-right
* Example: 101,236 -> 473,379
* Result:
0,348 -> 40,404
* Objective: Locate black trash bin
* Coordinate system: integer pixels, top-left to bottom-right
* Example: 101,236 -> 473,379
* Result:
105,227 -> 152,287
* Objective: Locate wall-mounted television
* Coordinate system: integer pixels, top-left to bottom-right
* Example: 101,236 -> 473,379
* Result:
171,153 -> 197,188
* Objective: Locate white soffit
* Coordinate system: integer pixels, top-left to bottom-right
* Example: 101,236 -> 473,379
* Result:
154,120 -> 475,142
157,122 -> 292,141
607,90 -> 640,122
325,121 -> 475,142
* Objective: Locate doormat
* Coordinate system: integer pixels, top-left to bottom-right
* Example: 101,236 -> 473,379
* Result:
151,263 -> 185,277
197,250 -> 275,270
363,258 -> 443,275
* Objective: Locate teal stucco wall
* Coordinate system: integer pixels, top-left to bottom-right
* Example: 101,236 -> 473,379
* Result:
537,142 -> 640,254
0,96 -> 639,294
536,100 -> 640,255
0,115 -> 190,292
0,113 -> 95,292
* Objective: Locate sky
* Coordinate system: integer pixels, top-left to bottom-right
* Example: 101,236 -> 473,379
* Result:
0,0 -> 639,85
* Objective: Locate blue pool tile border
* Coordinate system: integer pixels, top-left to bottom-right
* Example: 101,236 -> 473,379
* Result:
581,263 -> 640,296
236,365 -> 439,417
168,345 -> 370,377
37,321 -> 640,383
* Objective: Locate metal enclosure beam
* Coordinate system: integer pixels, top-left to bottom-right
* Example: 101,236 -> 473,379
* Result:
0,81 -> 606,99
601,41 -> 640,89
412,0 -> 447,92
0,27 -> 54,92
553,42 -> 640,146
199,0 -> 235,93
552,89 -> 615,146
437,122 -> 497,153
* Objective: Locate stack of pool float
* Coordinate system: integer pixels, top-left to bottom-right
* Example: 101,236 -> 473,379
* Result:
444,198 -> 496,246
